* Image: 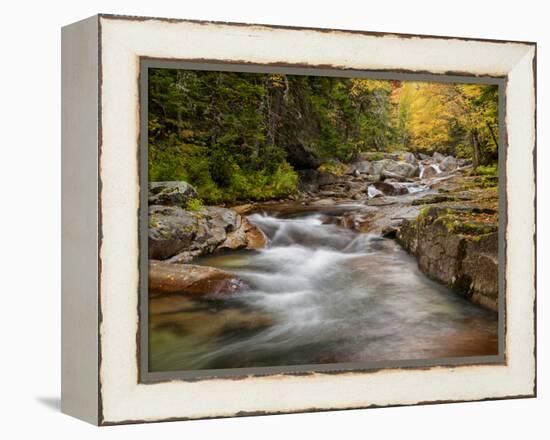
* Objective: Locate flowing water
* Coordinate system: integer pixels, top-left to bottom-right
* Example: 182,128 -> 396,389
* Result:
149,210 -> 498,372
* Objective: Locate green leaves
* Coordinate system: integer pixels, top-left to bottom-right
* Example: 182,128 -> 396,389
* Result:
148,69 -> 499,203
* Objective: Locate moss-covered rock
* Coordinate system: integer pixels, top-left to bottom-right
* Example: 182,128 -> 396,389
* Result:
397,206 -> 498,311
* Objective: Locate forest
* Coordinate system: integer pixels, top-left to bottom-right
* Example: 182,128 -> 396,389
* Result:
148,68 -> 499,204
147,68 -> 501,371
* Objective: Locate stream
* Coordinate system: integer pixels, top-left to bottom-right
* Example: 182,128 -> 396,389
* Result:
149,207 -> 498,372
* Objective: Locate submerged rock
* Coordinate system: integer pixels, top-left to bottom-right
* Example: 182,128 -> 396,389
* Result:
149,260 -> 246,295
149,304 -> 275,344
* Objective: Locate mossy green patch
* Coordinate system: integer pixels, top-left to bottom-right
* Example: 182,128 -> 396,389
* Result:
186,198 -> 204,212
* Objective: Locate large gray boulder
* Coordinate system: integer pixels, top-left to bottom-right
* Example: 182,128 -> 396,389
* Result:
149,205 -> 238,261
401,152 -> 417,165
432,152 -> 446,163
149,205 -> 267,262
370,159 -> 393,176
354,161 -> 372,174
376,160 -> 419,179
420,164 -> 439,179
440,156 -> 458,171
149,181 -> 199,208
371,181 -> 409,196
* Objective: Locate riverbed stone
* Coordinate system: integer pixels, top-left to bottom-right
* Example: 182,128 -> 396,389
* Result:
317,171 -> 341,186
149,205 -> 239,261
354,160 -> 372,174
149,260 -> 246,295
421,164 -> 439,179
401,152 -> 417,164
381,160 -> 419,179
440,156 -> 458,171
218,217 -> 268,250
371,181 -> 409,196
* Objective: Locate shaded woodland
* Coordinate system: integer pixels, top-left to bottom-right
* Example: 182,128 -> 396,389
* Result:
148,69 -> 498,203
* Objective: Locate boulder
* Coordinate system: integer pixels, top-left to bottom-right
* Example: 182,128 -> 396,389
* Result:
354,161 -> 372,174
397,207 -> 498,311
457,158 -> 473,168
149,205 -> 239,261
148,181 -> 198,208
345,180 -> 366,196
440,156 -> 458,171
218,217 -> 268,250
370,159 -> 390,176
433,152 -> 446,163
371,181 -> 409,196
297,169 -> 320,193
419,153 -> 432,161
149,260 -> 246,295
420,165 -> 439,179
317,171 -> 340,186
401,152 -> 417,164
375,160 -> 419,179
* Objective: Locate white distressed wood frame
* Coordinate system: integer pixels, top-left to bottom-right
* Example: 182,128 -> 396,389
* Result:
61,14 -> 536,425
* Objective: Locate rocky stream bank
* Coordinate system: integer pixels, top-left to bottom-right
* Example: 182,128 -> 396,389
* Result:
148,151 -> 498,313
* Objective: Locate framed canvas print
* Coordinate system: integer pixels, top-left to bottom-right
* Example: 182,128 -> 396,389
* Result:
61,14 -> 537,425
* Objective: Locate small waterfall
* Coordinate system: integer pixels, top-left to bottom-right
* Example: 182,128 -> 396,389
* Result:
367,185 -> 384,199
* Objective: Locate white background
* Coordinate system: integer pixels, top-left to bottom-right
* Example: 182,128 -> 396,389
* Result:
0,0 -> 546,437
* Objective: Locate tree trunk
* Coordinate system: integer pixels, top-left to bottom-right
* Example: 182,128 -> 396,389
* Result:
486,122 -> 499,150
471,130 -> 480,169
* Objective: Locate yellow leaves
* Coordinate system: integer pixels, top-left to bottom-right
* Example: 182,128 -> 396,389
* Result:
391,81 -> 454,147
458,84 -> 484,100
268,74 -> 287,89
179,129 -> 195,140
350,78 -> 392,97
389,81 -> 497,151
